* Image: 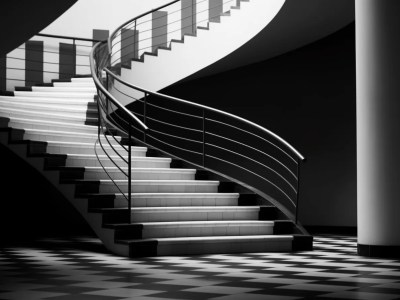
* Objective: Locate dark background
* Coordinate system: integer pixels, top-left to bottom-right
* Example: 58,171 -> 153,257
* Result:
162,22 -> 357,227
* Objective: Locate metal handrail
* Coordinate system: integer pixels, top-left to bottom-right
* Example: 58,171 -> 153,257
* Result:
90,43 -> 148,132
36,33 -> 102,43
91,0 -> 306,224
104,68 -> 305,161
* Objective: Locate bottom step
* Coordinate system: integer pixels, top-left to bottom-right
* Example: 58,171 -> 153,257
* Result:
121,235 -> 295,257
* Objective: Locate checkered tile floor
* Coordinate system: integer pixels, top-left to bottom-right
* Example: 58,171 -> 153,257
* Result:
1,235 -> 400,299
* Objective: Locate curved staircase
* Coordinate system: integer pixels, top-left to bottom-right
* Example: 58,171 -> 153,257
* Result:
0,0 -> 313,257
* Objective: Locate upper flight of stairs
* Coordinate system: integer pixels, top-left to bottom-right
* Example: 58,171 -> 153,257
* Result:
0,77 -> 312,256
114,0 -> 287,102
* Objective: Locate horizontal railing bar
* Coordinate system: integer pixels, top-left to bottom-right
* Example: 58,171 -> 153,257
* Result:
207,118 -> 297,164
37,33 -> 103,43
108,0 -> 180,52
206,142 -> 297,193
206,154 -> 296,207
147,133 -> 203,156
105,68 -> 305,161
146,116 -> 203,133
151,128 -> 202,144
207,131 -> 297,180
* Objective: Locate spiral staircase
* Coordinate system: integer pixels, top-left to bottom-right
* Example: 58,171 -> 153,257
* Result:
0,0 -> 312,257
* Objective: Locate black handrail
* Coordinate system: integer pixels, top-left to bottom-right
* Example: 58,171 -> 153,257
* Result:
104,68 -> 305,161
37,33 -> 102,43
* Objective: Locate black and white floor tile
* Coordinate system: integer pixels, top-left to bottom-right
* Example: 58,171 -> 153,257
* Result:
1,235 -> 400,299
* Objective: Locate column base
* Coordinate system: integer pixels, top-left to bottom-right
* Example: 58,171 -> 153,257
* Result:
358,244 -> 400,258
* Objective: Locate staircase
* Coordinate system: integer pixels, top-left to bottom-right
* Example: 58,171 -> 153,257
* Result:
0,0 -> 313,257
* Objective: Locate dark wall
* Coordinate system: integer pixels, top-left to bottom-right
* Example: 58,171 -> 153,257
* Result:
0,0 -> 77,57
0,144 -> 93,242
162,23 -> 357,226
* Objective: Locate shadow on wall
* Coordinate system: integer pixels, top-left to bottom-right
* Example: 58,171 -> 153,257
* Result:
162,23 -> 357,227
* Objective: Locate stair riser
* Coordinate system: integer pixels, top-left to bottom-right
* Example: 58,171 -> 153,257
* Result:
0,101 -> 93,111
14,91 -> 95,99
53,82 -> 96,88
0,110 -> 96,125
85,171 -> 194,181
100,184 -> 218,194
114,196 -> 239,208
156,239 -> 292,256
48,145 -> 145,156
32,87 -> 97,93
9,122 -> 98,135
142,224 -> 274,238
0,98 -> 95,105
131,210 -> 258,222
66,158 -> 170,168
23,133 -> 105,144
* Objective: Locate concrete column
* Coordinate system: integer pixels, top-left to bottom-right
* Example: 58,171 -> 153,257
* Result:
356,0 -> 400,257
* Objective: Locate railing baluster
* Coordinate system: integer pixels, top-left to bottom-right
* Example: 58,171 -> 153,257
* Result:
144,92 -> 147,143
128,122 -> 132,224
202,108 -> 205,166
295,159 -> 300,224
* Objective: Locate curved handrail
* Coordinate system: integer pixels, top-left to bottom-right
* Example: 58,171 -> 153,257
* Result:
91,0 -> 306,224
108,0 -> 180,53
104,68 -> 305,161
90,42 -> 148,131
37,33 -> 102,43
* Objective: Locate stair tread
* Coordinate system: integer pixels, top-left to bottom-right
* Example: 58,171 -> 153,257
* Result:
110,220 -> 275,227
68,154 -> 168,160
85,167 -> 194,172
120,235 -> 294,244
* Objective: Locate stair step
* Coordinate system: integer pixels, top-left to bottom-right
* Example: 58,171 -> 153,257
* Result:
53,82 -> 95,88
46,141 -> 145,156
0,96 -> 95,105
32,86 -> 96,93
98,180 -> 219,193
125,235 -> 294,256
66,154 -> 171,168
127,205 -> 257,222
21,129 -> 118,144
137,220 -> 275,238
0,107 -> 97,125
0,101 -> 96,115
86,192 -> 240,208
8,118 -> 98,134
71,77 -> 94,83
84,167 -> 195,180
14,91 -> 96,99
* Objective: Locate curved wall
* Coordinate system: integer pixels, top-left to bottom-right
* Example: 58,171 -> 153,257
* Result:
183,0 -> 355,82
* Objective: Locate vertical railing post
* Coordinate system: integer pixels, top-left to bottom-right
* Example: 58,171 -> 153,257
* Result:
144,92 -> 147,143
128,122 -> 132,224
72,38 -> 76,77
105,72 -> 109,114
202,108 -> 205,166
295,159 -> 300,224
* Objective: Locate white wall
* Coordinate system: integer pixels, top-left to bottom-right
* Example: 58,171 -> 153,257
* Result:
41,0 -> 172,39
